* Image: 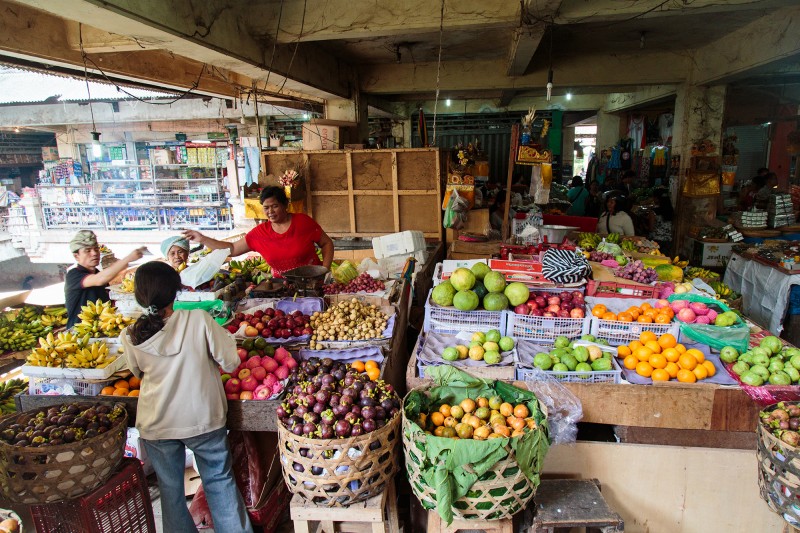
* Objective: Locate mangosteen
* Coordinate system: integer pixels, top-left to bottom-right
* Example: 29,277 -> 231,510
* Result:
332,369 -> 345,381
335,420 -> 351,437
65,405 -> 79,416
1,429 -> 15,442
31,431 -> 44,440
312,402 -> 326,415
344,412 -> 360,425
302,422 -> 316,436
73,417 -> 88,429
88,422 -> 100,432
15,439 -> 29,447
96,405 -> 110,414
363,419 -> 377,433
85,429 -> 98,439
292,462 -> 305,473
319,425 -> 334,439
352,381 -> 364,393
303,412 -> 320,425
350,423 -> 364,437
362,406 -> 376,420
311,466 -> 323,476
364,381 -> 377,392
380,399 -> 394,412
340,395 -> 354,408
359,397 -> 376,408
49,438 -> 64,446
14,432 -> 27,443
329,393 -> 341,407
374,407 -> 387,420
294,405 -> 308,417
57,415 -> 73,427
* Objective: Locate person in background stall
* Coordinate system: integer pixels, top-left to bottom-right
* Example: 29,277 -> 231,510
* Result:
121,261 -> 252,533
585,180 -> 602,218
566,176 -> 590,216
754,172 -> 780,209
65,230 -> 145,328
596,194 -> 635,236
184,186 -> 334,278
648,194 -> 674,255
160,236 -> 191,271
617,170 -> 636,196
741,174 -> 767,210
490,189 -> 508,230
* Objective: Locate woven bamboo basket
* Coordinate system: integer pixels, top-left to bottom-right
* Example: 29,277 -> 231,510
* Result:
757,404 -> 800,526
277,413 -> 400,507
402,386 -> 543,521
0,402 -> 127,505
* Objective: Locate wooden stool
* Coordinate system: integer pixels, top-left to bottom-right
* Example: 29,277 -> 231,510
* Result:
426,511 -> 514,533
531,479 -> 624,532
290,482 -> 400,533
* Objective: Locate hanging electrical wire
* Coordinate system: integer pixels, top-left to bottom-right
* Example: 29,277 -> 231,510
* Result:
79,25 -> 98,136
276,0 -> 307,95
431,0 -> 445,147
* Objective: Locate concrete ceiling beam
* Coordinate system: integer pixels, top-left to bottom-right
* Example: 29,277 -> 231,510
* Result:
13,0 -> 353,100
251,0 -> 521,43
507,26 -> 546,77
555,0 -> 798,23
360,52 -> 690,94
692,5 -> 800,86
604,85 -> 678,113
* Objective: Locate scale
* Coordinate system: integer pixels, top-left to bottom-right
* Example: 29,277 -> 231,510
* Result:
281,265 -> 330,297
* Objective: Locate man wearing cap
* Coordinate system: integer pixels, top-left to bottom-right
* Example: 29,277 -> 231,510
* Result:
160,236 -> 190,270
65,230 -> 145,328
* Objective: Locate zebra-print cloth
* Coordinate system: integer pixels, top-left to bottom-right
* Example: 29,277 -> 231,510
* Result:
542,248 -> 592,284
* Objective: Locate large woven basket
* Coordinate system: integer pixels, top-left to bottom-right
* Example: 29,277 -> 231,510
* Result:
0,402 -> 127,505
757,404 -> 800,527
277,413 -> 400,507
402,386 -> 542,521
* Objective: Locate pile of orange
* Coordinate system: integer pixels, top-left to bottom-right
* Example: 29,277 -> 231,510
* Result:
591,302 -> 674,324
101,376 -> 140,397
350,360 -> 382,381
617,331 -> 715,383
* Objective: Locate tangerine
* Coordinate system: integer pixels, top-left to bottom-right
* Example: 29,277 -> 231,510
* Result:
649,354 -> 667,369
113,388 -> 129,396
602,312 -> 617,321
627,307 -> 641,319
685,348 -> 705,363
664,362 -> 680,378
460,398 -> 476,413
128,389 -> 140,397
365,360 -> 380,370
618,312 -> 634,322
675,343 -> 687,354
636,361 -> 654,378
351,361 -> 366,373
592,304 -> 608,318
513,404 -> 530,418
623,355 -> 639,370
499,402 -> 514,417
114,379 -> 130,389
654,313 -> 672,324
692,365 -> 708,380
637,315 -> 653,323
662,348 -> 680,362
676,369 -> 697,383
629,340 -> 643,351
641,303 -> 653,311
366,367 -> 381,381
640,327 -> 660,341
617,345 -> 632,357
439,404 -> 452,417
651,369 -> 670,381
644,340 -> 662,354
100,386 -> 116,395
702,360 -> 716,377
678,353 -> 698,371
128,376 -> 141,389
430,412 -> 445,427
634,346 -> 654,362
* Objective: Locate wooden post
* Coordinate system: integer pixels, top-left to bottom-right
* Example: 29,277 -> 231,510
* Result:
502,124 -> 520,242
391,151 -> 400,232
346,152 -> 356,233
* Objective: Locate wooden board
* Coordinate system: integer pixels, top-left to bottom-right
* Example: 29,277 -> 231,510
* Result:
399,195 -> 440,234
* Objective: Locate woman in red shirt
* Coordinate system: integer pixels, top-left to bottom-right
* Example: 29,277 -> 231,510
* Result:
183,187 -> 334,277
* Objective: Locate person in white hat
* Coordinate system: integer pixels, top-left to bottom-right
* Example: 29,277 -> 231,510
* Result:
160,236 -> 190,270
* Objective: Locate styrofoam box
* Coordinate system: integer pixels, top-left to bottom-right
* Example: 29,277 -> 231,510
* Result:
372,231 -> 426,259
378,250 -> 427,279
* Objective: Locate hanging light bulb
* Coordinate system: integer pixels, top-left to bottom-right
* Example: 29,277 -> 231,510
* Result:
565,92 -> 572,101
91,131 -> 102,158
446,99 -> 451,107
546,69 -> 553,102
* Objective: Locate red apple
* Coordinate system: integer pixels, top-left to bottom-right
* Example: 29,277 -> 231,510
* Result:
261,328 -> 273,338
292,327 -> 304,337
302,327 -> 313,335
254,310 -> 264,319
224,378 -> 241,394
244,326 -> 258,337
251,366 -> 267,381
254,322 -> 265,331
254,385 -> 272,400
226,393 -> 240,400
235,313 -> 245,321
227,325 -> 239,334
237,368 -> 251,380
543,312 -> 555,317
547,296 -> 561,306
547,304 -> 560,314
239,391 -> 254,400
237,348 -> 248,360
274,347 -> 290,363
274,365 -> 289,380
570,308 -> 585,319
261,356 -> 278,372
249,317 -> 260,326
284,357 -> 298,370
240,375 -> 258,392
557,309 -> 571,318
246,356 -> 262,369
264,373 -> 278,387
534,296 -> 547,308
274,310 -> 285,318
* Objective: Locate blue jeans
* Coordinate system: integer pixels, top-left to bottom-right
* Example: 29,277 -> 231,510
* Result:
142,427 -> 253,533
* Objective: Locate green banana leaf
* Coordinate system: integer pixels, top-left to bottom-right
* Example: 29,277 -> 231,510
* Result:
405,365 -> 550,524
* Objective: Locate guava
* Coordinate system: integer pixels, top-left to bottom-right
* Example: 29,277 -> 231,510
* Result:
750,364 -> 770,380
752,353 -> 770,367
504,282 -> 530,306
740,371 -> 764,386
791,354 -> 800,370
431,281 -> 457,307
485,329 -> 501,343
450,268 -> 476,291
560,354 -> 578,371
575,362 -> 592,373
786,366 -> 800,382
769,359 -> 785,373
470,262 -> 491,280
482,341 -> 500,353
581,334 -> 596,342
471,332 -> 486,343
552,363 -> 569,372
533,352 -> 552,370
453,290 -> 479,311
591,358 -> 612,371
554,336 -> 570,349
499,336 -> 515,352
484,350 -> 502,365
442,347 -> 459,361
483,271 -> 507,293
573,346 -> 589,363
761,335 -> 783,355
731,360 -> 750,375
769,371 -> 792,386
719,346 -> 739,364
483,293 -> 509,311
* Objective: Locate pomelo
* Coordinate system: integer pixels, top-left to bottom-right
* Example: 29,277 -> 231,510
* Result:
453,290 -> 479,311
483,271 -> 507,293
431,281 -> 456,306
483,293 -> 509,311
504,282 -> 530,306
470,262 -> 491,280
450,268 -> 476,291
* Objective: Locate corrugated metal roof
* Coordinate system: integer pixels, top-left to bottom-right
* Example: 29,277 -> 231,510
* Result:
0,66 -> 176,105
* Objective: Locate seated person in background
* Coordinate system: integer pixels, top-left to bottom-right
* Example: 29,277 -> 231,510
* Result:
596,194 -> 635,236
585,181 -> 602,218
741,174 -> 767,210
754,173 -> 778,210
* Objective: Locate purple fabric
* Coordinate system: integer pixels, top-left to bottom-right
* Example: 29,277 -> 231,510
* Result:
416,332 -> 515,368
297,345 -> 384,364
276,297 -> 325,315
621,342 -> 738,385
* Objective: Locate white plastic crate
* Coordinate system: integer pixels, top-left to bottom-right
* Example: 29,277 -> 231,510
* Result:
504,312 -> 590,343
29,376 -> 115,396
423,290 -> 506,335
22,352 -> 126,380
589,318 -> 680,347
515,358 -> 622,384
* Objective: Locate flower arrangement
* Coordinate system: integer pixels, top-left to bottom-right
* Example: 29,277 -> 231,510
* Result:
279,169 -> 300,188
452,141 -> 482,172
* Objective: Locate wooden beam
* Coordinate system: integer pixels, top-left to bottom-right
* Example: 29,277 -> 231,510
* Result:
502,123 -> 518,243
506,26 -> 545,77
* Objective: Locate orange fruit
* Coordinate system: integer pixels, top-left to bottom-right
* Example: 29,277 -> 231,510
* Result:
100,386 -> 116,396
649,354 -> 667,369
461,398 -> 477,413
430,412 -> 445,427
499,402 -> 514,417
637,315 -> 653,323
641,332 -> 659,344
702,360 -> 716,377
685,348 -> 705,363
128,389 -> 140,397
643,308 -> 659,319
677,369 -> 697,383
641,303 -> 653,311
477,397 -> 489,408
618,312 -> 633,322
654,313 -> 672,324
664,362 -> 680,378
366,367 -> 381,381
627,307 -> 641,319
662,348 -> 680,363
636,361 -> 653,378
623,355 -> 638,370
651,369 -> 670,381
645,340 -> 662,354
658,333 -> 677,349
629,340 -> 643,351
602,312 -> 617,321
113,388 -> 129,396
365,360 -> 379,371
592,304 -> 607,318
617,345 -> 632,357
675,343 -> 687,354
114,379 -> 130,389
439,404 -> 452,417
513,404 -> 530,419
678,353 -> 698,371
663,309 -> 675,319
693,364 -> 708,380
634,346 -> 653,362
128,376 -> 141,389
351,361 -> 365,372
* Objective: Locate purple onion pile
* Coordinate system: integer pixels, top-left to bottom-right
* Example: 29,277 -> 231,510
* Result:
278,357 -> 400,440
323,273 -> 386,295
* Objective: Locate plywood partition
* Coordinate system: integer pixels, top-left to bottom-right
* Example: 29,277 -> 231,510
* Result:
262,148 -> 443,239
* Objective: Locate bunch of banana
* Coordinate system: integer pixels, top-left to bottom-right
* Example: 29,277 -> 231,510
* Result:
228,257 -> 271,285
73,299 -> 134,338
119,272 -> 135,293
27,331 -> 83,367
0,378 -> 27,415
708,280 -> 733,297
577,232 -> 601,251
16,305 -> 42,323
621,240 -> 637,252
64,341 -> 113,369
605,233 -> 621,245
684,266 -> 720,281
0,328 -> 39,352
670,256 -> 690,268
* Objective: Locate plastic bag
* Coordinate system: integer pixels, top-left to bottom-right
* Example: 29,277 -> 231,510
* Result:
173,299 -> 230,325
180,248 -> 229,289
521,367 -> 583,445
443,189 -> 470,229
189,485 -> 214,529
667,293 -> 749,353
229,431 -> 267,515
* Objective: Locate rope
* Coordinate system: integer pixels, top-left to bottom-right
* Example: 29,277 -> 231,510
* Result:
431,0 -> 445,147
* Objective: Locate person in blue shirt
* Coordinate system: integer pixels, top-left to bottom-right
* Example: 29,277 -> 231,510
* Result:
566,176 -> 589,216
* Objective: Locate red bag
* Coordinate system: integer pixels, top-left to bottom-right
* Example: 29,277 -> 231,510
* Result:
189,486 -> 214,529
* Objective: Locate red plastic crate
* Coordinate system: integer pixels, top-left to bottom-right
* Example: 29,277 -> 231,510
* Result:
586,279 -> 658,299
30,458 -> 156,533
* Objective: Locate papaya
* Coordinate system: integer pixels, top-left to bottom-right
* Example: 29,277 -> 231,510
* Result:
655,264 -> 684,282
640,255 -> 672,268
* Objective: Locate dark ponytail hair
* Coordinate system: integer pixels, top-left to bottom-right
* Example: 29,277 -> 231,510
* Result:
129,261 -> 182,345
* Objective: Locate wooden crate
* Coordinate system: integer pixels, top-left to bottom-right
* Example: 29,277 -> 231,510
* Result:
261,149 -> 444,240
290,481 -> 400,533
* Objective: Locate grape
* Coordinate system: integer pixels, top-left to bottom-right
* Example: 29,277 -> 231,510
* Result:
612,260 -> 657,283
323,273 -> 386,294
588,251 -> 615,262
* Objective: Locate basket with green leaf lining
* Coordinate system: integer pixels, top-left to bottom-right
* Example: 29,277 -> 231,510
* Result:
402,365 -> 549,524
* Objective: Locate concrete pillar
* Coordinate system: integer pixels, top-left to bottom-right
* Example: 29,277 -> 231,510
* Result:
596,110 -> 621,153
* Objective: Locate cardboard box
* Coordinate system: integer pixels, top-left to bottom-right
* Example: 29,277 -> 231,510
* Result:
686,238 -> 736,268
41,146 -> 59,162
302,121 -> 341,150
440,259 -> 487,280
448,240 -> 501,260
152,149 -> 176,165
372,230 -> 426,259
244,198 -> 265,219
488,258 -> 548,284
